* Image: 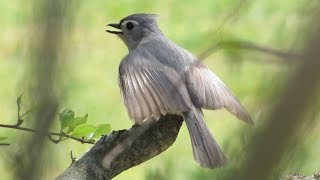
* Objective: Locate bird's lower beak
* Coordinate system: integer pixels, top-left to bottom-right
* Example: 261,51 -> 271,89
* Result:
106,23 -> 123,34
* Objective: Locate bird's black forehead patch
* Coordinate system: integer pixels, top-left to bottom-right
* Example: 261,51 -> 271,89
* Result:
119,18 -> 125,25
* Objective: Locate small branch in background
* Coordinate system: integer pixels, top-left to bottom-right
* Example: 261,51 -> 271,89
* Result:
198,40 -> 304,61
0,123 -> 94,144
0,143 -> 10,146
0,97 -> 102,147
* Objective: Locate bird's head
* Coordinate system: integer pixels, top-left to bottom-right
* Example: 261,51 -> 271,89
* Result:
106,13 -> 161,50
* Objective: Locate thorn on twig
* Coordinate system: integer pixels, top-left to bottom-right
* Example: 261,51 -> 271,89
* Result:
16,94 -> 23,120
81,137 -> 86,144
16,119 -> 24,127
47,135 -> 60,144
70,150 -> 76,165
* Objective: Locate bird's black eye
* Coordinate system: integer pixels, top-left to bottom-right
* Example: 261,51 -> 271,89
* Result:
126,22 -> 134,30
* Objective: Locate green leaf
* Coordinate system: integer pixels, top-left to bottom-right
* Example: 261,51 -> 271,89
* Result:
93,124 -> 111,138
67,114 -> 88,134
87,132 -> 94,140
0,137 -> 8,141
59,109 -> 75,130
71,124 -> 95,138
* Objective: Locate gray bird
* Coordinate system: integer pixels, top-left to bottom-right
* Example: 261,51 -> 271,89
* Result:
106,13 -> 253,168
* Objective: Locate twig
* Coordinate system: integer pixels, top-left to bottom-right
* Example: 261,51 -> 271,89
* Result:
211,0 -> 249,36
0,143 -> 10,146
16,119 -> 24,127
19,109 -> 33,119
0,123 -> 94,144
47,135 -> 60,144
198,40 -> 304,60
70,150 -> 76,164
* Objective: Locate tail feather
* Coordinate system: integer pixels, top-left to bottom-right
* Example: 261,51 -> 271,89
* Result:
182,107 -> 227,168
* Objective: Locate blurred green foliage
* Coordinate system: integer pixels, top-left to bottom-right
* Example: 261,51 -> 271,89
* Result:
0,0 -> 319,179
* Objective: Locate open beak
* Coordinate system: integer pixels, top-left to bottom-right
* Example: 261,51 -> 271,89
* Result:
106,23 -> 123,34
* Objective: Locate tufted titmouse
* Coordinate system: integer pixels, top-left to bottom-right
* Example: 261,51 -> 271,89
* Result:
106,13 -> 252,168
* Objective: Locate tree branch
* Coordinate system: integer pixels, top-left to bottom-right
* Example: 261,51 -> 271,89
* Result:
0,123 -> 94,144
56,114 -> 183,180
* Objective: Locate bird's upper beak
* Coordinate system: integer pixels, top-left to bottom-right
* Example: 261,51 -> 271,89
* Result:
106,23 -> 123,34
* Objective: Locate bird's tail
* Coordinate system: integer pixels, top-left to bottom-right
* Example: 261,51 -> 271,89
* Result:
182,107 -> 227,168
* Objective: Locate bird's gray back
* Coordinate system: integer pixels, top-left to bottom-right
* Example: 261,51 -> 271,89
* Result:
136,34 -> 196,74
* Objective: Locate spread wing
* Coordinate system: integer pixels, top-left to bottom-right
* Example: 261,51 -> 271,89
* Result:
185,62 -> 253,123
119,53 -> 192,123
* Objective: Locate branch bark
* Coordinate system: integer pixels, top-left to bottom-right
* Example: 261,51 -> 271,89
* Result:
56,114 -> 183,180
282,172 -> 320,180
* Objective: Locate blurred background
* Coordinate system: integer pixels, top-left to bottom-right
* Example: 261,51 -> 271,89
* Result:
0,0 -> 319,179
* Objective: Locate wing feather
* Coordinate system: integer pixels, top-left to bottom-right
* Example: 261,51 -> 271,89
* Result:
127,72 -> 144,121
132,71 -> 152,122
136,70 -> 160,116
186,63 -> 253,123
144,68 -> 167,114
